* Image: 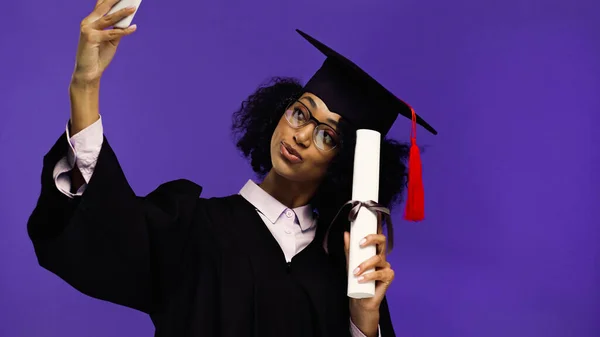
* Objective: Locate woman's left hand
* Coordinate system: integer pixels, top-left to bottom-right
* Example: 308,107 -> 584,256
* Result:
344,231 -> 395,335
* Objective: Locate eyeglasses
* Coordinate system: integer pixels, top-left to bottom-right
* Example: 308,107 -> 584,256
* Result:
283,100 -> 340,152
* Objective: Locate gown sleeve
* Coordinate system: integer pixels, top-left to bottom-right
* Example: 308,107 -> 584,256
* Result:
27,132 -> 203,315
379,296 -> 396,336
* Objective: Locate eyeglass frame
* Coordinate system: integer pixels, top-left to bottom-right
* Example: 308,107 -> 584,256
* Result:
283,99 -> 342,152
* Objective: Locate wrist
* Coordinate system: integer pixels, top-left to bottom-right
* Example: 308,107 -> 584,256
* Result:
70,72 -> 101,90
350,304 -> 380,337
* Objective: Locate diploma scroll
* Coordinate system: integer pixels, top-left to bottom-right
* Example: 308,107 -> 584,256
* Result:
347,129 -> 381,299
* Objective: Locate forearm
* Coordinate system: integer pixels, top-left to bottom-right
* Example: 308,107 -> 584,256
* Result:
69,79 -> 100,136
350,305 -> 380,337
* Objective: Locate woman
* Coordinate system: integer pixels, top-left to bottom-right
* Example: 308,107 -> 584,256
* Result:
27,1 -> 437,337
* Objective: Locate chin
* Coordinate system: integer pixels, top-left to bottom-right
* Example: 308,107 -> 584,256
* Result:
271,156 -> 305,182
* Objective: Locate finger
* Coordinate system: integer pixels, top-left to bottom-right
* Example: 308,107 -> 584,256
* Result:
357,268 -> 395,284
373,270 -> 394,300
359,234 -> 386,248
352,255 -> 388,277
359,233 -> 387,255
94,0 -> 107,9
92,6 -> 137,30
95,0 -> 122,15
84,0 -> 121,25
108,35 -> 123,48
85,25 -> 137,43
103,25 -> 137,41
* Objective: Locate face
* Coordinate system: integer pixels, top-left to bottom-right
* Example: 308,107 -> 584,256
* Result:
270,92 -> 342,184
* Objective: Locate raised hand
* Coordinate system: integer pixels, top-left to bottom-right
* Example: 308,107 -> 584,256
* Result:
72,0 -> 138,85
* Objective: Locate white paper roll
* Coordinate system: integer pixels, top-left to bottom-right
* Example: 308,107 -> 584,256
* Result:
347,129 -> 381,299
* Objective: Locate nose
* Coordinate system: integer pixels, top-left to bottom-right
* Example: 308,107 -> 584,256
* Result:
294,123 -> 314,148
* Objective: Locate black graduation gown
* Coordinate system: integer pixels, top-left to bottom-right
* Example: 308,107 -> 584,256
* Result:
27,132 -> 396,337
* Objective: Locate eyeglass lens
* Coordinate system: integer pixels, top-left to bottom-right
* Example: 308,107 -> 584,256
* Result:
284,101 -> 339,151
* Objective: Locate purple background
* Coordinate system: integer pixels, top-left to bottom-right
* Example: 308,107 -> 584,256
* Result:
1,0 -> 598,336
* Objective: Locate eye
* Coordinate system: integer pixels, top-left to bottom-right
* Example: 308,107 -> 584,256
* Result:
289,103 -> 310,123
292,107 -> 307,121
315,127 -> 339,148
323,132 -> 337,146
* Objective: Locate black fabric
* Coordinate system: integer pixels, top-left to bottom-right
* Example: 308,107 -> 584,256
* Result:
297,28 -> 438,137
27,133 -> 396,337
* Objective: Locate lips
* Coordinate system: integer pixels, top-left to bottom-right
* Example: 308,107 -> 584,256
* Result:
281,141 -> 303,163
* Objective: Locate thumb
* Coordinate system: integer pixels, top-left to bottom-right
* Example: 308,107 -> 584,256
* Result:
344,231 -> 350,267
108,36 -> 123,47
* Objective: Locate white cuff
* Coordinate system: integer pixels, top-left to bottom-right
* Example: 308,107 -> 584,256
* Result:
52,116 -> 104,198
350,318 -> 381,337
67,116 -> 104,183
53,156 -> 84,197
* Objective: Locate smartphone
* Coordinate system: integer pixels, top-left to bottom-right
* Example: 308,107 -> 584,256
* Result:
106,0 -> 143,29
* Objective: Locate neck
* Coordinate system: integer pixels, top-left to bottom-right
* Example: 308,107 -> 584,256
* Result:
259,169 -> 320,209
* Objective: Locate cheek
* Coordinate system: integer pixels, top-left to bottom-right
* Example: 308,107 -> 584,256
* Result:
273,117 -> 288,136
307,151 -> 337,173
270,120 -> 285,144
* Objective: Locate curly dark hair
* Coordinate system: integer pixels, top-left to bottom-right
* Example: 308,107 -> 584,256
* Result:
231,76 -> 410,252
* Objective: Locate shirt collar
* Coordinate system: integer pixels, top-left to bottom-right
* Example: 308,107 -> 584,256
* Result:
239,179 -> 316,231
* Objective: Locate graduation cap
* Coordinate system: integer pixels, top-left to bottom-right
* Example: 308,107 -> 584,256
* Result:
297,29 -> 437,221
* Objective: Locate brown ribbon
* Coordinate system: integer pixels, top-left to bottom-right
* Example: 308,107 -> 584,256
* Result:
323,200 -> 394,254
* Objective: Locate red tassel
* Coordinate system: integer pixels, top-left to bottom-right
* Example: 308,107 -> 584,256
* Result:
404,106 -> 425,221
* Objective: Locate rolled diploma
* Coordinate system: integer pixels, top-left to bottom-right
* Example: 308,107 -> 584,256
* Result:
347,129 -> 381,299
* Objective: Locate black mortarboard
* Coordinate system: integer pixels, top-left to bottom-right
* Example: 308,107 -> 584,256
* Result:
297,29 -> 437,137
297,29 -> 438,222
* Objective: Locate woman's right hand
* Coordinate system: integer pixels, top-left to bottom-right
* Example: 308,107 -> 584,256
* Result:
68,0 -> 138,136
72,0 -> 138,86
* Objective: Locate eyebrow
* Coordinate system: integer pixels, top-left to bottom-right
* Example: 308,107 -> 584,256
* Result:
301,96 -> 317,109
299,96 -> 340,129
